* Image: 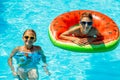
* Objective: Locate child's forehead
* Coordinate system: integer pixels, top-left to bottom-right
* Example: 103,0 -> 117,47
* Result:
81,17 -> 92,21
24,31 -> 35,35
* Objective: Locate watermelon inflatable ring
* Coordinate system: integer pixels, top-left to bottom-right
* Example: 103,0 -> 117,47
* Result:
48,10 -> 119,52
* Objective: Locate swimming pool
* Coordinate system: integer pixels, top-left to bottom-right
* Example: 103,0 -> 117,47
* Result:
0,0 -> 120,80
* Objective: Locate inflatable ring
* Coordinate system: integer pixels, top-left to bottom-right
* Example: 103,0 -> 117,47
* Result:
49,10 -> 119,52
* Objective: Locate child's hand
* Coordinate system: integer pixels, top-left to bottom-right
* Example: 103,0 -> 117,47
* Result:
72,38 -> 81,45
42,64 -> 51,76
72,38 -> 89,45
12,71 -> 18,77
44,63 -> 48,67
46,71 -> 51,76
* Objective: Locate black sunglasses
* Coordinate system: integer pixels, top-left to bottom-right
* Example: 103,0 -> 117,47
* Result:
24,36 -> 35,40
80,21 -> 93,26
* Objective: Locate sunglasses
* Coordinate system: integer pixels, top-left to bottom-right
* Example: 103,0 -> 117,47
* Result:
80,21 -> 93,26
24,36 -> 35,40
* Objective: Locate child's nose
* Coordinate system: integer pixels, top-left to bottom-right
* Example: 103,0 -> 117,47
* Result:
27,38 -> 31,41
85,23 -> 88,27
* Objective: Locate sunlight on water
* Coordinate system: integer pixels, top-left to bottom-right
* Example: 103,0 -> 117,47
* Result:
0,0 -> 120,80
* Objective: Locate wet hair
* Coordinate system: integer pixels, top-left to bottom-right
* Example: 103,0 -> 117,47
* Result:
23,29 -> 37,41
80,12 -> 93,20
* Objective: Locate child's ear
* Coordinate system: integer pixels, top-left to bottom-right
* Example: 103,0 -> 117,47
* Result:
22,36 -> 24,40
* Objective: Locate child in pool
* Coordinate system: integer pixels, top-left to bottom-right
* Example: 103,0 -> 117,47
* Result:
8,29 -> 50,80
60,12 -> 100,45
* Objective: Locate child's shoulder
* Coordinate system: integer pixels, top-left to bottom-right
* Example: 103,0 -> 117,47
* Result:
11,46 -> 22,54
90,27 -> 98,33
14,46 -> 21,51
34,45 -> 42,51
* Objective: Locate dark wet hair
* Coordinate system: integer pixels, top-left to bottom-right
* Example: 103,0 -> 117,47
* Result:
80,12 -> 93,20
23,29 -> 37,41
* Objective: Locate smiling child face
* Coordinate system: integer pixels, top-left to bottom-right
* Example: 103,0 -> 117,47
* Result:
23,30 -> 36,47
80,17 -> 92,34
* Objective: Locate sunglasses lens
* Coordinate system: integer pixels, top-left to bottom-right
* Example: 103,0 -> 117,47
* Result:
24,36 -> 35,40
81,22 -> 86,25
88,22 -> 92,25
24,36 -> 29,39
30,37 -> 34,40
80,21 -> 92,26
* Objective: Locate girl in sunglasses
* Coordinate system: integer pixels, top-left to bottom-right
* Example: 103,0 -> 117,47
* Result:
8,29 -> 50,80
60,12 -> 98,45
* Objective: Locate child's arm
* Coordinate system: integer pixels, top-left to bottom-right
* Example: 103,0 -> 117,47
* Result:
38,47 -> 51,75
59,26 -> 81,41
8,47 -> 19,76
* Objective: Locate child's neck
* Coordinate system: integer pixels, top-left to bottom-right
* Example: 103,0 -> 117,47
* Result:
25,45 -> 33,51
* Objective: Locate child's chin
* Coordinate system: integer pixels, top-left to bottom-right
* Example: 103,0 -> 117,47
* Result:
83,31 -> 89,34
82,32 -> 87,35
25,42 -> 32,46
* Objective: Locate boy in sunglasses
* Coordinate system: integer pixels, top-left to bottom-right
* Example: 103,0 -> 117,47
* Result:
8,29 -> 50,80
60,12 -> 98,45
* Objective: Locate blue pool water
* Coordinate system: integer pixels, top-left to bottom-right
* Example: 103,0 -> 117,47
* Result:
0,0 -> 120,80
